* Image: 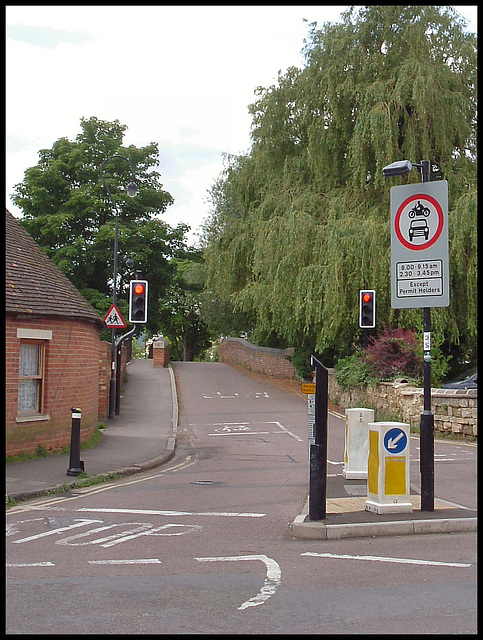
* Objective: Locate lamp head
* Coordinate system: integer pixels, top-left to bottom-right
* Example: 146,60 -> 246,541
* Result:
382,160 -> 413,178
126,182 -> 138,198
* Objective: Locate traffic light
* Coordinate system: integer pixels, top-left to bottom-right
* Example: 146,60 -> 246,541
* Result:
359,290 -> 375,328
129,280 -> 148,323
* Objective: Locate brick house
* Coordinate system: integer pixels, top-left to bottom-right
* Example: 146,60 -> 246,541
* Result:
6,209 -> 106,457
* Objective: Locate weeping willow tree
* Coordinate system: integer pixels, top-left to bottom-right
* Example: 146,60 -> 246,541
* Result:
202,5 -> 477,371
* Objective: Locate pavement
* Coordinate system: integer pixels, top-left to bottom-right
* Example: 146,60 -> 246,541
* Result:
5,359 -> 178,504
5,359 -> 477,540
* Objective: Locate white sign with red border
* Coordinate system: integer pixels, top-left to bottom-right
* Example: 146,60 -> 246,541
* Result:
390,181 -> 449,308
104,304 -> 127,328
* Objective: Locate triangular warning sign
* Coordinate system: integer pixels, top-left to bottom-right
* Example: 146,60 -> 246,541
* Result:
103,304 -> 127,328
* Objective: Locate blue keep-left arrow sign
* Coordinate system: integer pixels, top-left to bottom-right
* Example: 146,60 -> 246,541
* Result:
383,427 -> 408,454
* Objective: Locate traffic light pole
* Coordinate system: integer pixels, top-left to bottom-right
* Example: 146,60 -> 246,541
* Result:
115,326 -> 137,415
100,155 -> 138,421
419,159 -> 434,511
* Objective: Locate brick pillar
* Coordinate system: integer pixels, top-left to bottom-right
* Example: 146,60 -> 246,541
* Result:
153,338 -> 169,368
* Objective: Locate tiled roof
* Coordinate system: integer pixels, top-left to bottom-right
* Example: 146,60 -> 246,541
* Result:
5,209 -> 104,327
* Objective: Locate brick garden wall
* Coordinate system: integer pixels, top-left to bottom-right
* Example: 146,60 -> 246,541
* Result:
219,338 -> 296,378
153,338 -> 170,368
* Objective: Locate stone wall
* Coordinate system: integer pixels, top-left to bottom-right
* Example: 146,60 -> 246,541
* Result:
327,372 -> 477,438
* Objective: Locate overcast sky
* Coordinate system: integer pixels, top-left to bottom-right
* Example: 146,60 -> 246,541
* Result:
5,5 -> 478,245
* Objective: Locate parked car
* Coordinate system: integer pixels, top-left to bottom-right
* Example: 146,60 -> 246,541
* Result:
442,367 -> 477,389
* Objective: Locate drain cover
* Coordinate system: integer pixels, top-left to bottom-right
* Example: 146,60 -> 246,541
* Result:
190,480 -> 219,485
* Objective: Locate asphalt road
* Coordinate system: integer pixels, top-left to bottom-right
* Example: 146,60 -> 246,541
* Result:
6,362 -> 477,634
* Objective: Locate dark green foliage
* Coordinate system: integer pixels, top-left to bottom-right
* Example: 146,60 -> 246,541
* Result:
201,6 -> 477,375
158,252 -> 213,361
12,116 -> 191,337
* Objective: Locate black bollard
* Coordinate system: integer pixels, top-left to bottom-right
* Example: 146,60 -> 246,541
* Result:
308,356 -> 328,520
66,407 -> 85,476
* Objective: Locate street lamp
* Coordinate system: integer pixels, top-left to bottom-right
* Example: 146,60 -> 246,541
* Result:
100,154 -> 138,419
383,158 -> 434,511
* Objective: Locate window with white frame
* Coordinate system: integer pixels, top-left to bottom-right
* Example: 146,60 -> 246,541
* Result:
18,340 -> 45,414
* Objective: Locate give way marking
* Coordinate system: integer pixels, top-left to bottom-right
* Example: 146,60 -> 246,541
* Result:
195,554 -> 281,610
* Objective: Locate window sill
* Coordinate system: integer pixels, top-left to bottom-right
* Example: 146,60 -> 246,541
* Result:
16,414 -> 50,423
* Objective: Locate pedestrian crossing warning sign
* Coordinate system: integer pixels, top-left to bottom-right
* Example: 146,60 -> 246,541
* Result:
104,304 -> 127,328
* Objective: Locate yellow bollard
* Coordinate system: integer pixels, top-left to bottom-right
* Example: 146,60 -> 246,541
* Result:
365,422 -> 413,514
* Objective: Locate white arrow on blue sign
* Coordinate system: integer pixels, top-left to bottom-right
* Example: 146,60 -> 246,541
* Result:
383,427 -> 408,454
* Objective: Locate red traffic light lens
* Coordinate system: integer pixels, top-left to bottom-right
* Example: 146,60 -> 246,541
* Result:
133,283 -> 145,295
362,293 -> 372,303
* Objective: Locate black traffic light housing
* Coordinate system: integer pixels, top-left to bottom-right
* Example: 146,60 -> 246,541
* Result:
359,290 -> 375,328
129,280 -> 148,323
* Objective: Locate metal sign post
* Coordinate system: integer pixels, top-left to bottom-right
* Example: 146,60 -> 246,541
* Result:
387,160 -> 449,511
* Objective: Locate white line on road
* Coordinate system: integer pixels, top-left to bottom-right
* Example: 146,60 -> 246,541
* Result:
195,554 -> 282,610
77,507 -> 265,518
6,562 -> 55,567
302,552 -> 471,568
209,431 -> 271,436
88,559 -> 162,565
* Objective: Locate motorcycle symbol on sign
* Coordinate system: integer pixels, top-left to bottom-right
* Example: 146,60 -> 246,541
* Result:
408,201 -> 430,218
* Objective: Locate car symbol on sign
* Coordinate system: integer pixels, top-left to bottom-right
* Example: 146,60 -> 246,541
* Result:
408,218 -> 429,242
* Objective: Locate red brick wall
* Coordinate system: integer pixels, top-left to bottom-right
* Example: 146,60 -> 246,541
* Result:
153,339 -> 170,368
6,315 -> 101,456
218,338 -> 296,379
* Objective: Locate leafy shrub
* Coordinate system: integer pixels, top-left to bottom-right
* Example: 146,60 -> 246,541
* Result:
334,352 -> 375,391
365,327 -> 422,381
334,326 -> 450,390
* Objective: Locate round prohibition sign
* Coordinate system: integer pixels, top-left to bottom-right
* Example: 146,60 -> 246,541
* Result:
395,193 -> 444,251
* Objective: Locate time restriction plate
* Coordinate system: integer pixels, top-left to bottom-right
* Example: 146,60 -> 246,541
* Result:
390,180 -> 449,309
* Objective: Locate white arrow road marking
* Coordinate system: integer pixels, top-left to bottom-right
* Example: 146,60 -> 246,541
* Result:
387,432 -> 405,449
302,552 -> 471,568
195,554 -> 281,610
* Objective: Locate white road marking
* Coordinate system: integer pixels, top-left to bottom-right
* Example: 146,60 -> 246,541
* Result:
209,431 -> 271,436
195,554 -> 281,610
56,523 -> 203,547
77,507 -> 265,518
12,518 -> 102,544
88,559 -> 162,565
302,552 -> 471,568
6,457 -> 198,513
7,562 -> 55,567
206,420 -> 303,442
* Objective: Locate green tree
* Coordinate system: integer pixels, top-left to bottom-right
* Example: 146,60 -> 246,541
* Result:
201,6 -> 477,373
158,251 -> 212,361
12,116 -> 189,336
